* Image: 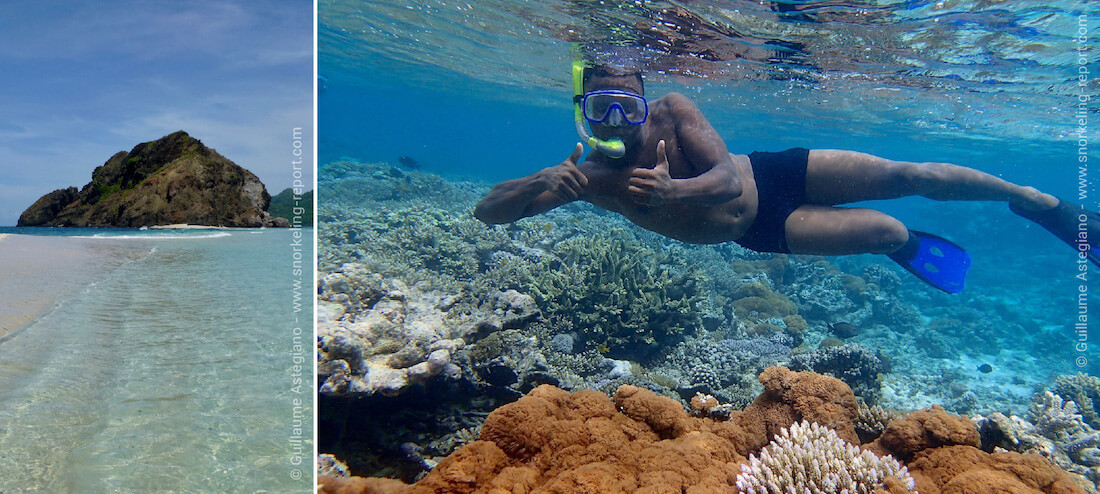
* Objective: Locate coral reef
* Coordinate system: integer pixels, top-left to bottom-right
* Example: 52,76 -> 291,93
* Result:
906,445 -> 1085,494
648,335 -> 793,405
868,404 -> 981,461
973,391 -> 1100,489
1055,373 -> 1100,431
732,281 -> 798,322
788,343 -> 889,403
315,163 -> 1094,487
317,261 -> 549,399
735,420 -> 915,493
318,454 -> 351,478
856,401 -> 905,443
493,233 -> 709,359
318,367 -> 1086,494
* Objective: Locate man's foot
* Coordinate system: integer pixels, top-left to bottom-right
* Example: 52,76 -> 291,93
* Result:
1008,188 -> 1059,212
1010,197 -> 1100,266
887,230 -> 971,294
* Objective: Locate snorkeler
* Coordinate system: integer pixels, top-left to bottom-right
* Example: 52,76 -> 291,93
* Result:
473,62 -> 1099,293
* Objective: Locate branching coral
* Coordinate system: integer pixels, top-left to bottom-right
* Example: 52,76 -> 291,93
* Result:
1031,391 -> 1091,439
1055,373 -> 1100,431
497,233 -> 707,358
735,420 -> 916,493
856,401 -> 904,443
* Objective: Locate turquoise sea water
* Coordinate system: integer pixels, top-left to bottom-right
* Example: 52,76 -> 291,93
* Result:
320,0 -> 1096,400
0,228 -> 312,493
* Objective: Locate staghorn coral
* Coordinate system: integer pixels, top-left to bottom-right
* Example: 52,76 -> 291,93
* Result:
1031,391 -> 1091,440
735,420 -> 916,493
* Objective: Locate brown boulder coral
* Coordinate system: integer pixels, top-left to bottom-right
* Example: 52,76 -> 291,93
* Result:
740,365 -> 861,444
318,367 -> 1088,494
869,404 -> 981,461
906,445 -> 1083,494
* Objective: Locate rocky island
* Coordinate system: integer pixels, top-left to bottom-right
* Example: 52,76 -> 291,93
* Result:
18,131 -> 288,228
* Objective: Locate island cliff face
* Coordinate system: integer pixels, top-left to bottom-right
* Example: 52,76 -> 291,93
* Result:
18,131 -> 288,228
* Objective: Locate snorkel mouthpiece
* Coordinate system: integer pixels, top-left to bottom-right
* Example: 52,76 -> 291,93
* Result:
572,60 -> 626,158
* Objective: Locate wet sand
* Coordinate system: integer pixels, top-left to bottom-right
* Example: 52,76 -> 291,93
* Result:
0,234 -> 148,339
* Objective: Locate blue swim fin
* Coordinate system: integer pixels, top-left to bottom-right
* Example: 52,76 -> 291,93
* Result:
887,230 -> 971,294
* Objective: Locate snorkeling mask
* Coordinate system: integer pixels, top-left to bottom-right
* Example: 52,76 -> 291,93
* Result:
572,60 -> 645,159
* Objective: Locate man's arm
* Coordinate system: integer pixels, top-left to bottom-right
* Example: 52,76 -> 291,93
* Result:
474,144 -> 589,224
628,93 -> 741,206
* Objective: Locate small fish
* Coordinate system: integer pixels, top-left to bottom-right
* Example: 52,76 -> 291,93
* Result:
397,156 -> 420,169
829,322 -> 859,339
977,363 -> 993,374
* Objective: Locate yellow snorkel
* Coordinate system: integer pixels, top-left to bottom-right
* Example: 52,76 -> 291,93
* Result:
573,60 -> 626,159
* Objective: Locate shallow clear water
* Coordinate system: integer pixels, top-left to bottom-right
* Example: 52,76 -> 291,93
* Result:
319,0 -> 1090,185
0,228 -> 312,493
318,0 -> 1097,413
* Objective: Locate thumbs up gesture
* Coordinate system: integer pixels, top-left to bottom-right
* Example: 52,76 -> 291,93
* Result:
628,140 -> 674,206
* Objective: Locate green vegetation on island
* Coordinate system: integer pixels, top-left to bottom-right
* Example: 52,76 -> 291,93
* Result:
18,131 -> 287,228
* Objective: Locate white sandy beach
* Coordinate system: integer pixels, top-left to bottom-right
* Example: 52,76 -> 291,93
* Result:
0,234 -> 147,339
149,224 -> 233,229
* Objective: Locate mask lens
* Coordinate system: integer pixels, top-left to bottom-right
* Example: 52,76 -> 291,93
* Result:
583,91 -> 647,124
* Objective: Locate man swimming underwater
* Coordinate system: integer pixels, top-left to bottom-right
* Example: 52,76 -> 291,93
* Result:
474,62 -> 1099,293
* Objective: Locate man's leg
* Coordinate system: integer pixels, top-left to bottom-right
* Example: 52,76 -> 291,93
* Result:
785,205 -> 973,292
803,149 -> 1058,210
783,205 -> 909,255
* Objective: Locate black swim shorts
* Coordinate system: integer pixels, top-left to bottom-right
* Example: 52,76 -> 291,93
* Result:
735,147 -> 810,254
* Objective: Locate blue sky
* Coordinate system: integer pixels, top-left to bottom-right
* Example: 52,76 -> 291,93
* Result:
0,1 -> 313,226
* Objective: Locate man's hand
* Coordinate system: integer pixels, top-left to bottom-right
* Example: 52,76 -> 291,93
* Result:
628,140 -> 674,205
537,143 -> 589,201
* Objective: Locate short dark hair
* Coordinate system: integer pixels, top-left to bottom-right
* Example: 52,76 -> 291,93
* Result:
582,65 -> 644,91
